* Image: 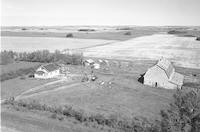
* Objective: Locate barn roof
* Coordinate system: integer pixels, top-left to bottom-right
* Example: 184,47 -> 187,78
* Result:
42,63 -> 60,72
156,58 -> 174,78
169,72 -> 184,86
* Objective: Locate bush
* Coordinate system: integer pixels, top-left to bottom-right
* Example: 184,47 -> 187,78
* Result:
116,27 -> 132,30
66,33 -> 73,38
0,51 -> 15,65
28,74 -> 34,78
196,37 -> 200,41
20,76 -> 26,80
50,113 -> 57,119
1,67 -> 36,81
21,28 -> 27,30
3,99 -> 158,131
124,31 -> 132,35
78,29 -> 95,32
168,30 -> 186,34
160,89 -> 200,132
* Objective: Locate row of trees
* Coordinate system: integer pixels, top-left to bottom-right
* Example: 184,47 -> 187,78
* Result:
0,50 -> 15,65
0,50 -> 83,65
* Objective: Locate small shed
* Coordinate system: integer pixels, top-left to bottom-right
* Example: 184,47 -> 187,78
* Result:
83,59 -> 95,66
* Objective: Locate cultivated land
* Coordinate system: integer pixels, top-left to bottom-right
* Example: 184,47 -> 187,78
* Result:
1,26 -> 200,132
84,34 -> 200,69
1,37 -> 117,52
1,26 -> 167,41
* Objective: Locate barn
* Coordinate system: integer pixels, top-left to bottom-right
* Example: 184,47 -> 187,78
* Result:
34,63 -> 60,79
144,58 -> 184,89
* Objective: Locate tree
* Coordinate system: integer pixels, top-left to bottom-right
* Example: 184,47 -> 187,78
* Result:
0,50 -> 15,65
124,31 -> 132,35
160,89 -> 200,132
66,33 -> 73,38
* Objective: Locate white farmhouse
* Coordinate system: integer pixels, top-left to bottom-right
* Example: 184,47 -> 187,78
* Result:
34,63 -> 60,79
144,58 -> 184,89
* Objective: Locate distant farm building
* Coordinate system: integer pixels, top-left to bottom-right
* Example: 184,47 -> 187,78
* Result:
34,63 -> 60,79
143,58 -> 184,89
62,49 -> 83,56
83,59 -> 95,66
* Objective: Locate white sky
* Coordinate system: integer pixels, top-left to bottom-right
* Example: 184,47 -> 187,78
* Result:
1,0 -> 200,26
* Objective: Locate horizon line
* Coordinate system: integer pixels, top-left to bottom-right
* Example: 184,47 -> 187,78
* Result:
2,25 -> 200,27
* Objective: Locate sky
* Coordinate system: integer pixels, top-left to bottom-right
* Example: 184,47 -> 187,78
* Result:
1,0 -> 200,26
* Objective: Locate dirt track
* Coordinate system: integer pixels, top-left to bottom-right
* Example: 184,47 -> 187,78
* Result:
16,82 -> 88,100
15,79 -> 68,100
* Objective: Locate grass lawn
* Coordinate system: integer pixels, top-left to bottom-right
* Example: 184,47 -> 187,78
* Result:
21,60 -> 175,120
1,77 -> 57,99
23,75 -> 174,120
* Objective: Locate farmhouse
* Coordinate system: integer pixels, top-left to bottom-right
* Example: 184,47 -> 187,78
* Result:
144,58 -> 184,89
34,63 -> 60,79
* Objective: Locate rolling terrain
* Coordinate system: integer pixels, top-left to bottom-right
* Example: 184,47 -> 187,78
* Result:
1,26 -> 200,132
84,34 -> 200,69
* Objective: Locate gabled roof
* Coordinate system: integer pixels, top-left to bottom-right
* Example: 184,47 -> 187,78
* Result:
42,63 -> 60,72
35,71 -> 45,75
156,58 -> 174,78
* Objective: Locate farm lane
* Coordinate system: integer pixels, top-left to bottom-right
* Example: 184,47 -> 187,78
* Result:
15,78 -> 66,100
15,81 -> 89,100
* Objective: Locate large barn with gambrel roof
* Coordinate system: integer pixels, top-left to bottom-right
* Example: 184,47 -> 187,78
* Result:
144,58 -> 184,89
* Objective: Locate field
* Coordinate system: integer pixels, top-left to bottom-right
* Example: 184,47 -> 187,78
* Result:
1,26 -> 166,41
84,34 -> 200,69
1,37 -> 116,52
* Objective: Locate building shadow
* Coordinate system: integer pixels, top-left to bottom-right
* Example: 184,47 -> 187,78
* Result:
138,73 -> 145,84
